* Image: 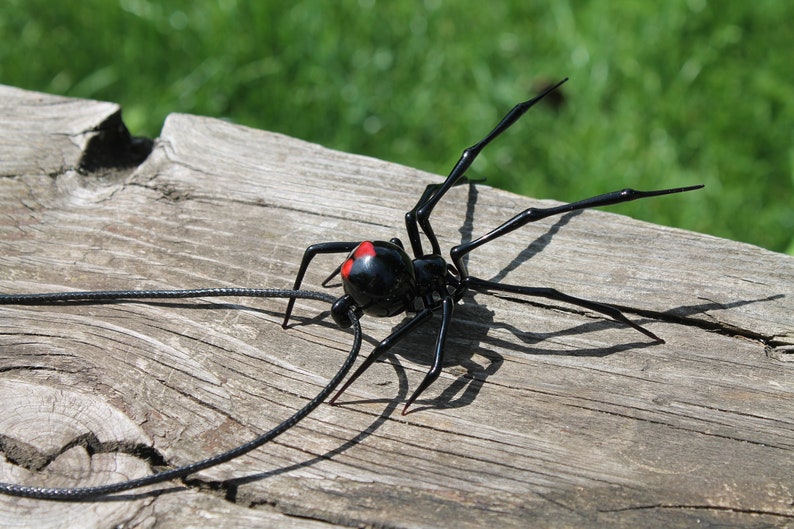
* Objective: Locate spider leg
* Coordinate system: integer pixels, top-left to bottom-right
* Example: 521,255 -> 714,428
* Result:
329,306 -> 434,406
402,294 -> 455,414
321,263 -> 343,287
283,242 -> 359,328
450,184 -> 704,277
405,177 -> 484,258
465,276 -> 663,342
405,78 -> 568,258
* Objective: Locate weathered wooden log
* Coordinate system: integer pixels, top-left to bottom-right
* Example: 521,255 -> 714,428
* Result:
1,85 -> 792,528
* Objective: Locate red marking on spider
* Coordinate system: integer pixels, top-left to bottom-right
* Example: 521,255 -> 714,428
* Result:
341,258 -> 354,280
354,241 -> 376,259
342,241 -> 376,280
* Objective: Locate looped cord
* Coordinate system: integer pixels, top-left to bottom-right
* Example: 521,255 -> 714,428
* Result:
0,287 -> 362,500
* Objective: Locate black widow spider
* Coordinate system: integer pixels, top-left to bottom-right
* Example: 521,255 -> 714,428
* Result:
283,77 -> 703,415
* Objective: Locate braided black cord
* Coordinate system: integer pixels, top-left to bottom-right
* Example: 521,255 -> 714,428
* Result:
0,287 -> 334,305
0,288 -> 362,500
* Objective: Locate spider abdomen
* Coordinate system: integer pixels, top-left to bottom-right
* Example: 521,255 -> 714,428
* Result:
341,241 -> 416,317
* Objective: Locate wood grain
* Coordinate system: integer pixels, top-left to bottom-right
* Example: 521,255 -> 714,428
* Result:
1,85 -> 792,528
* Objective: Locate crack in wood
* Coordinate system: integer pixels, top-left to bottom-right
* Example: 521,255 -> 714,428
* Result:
0,432 -> 167,473
598,502 -> 794,518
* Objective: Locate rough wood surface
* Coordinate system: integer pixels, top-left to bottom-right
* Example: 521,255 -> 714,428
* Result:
1,85 -> 792,528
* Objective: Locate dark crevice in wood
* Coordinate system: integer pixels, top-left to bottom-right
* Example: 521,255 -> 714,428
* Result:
179,477 -> 344,527
598,503 -> 794,519
646,295 -> 785,344
766,344 -> 794,361
0,364 -> 60,374
77,111 -> 153,173
244,492 -> 396,529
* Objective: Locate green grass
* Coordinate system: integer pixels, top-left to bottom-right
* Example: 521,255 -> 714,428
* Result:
2,1 -> 792,254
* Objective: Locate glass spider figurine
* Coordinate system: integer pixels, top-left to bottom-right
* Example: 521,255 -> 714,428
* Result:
0,78 -> 704,500
283,78 -> 703,415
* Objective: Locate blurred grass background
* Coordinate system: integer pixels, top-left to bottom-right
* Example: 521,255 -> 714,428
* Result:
2,0 -> 792,254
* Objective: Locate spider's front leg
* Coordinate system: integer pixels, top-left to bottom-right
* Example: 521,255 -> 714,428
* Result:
329,306 -> 434,409
402,294 -> 455,413
282,242 -> 359,328
330,293 -> 455,415
404,78 -> 568,258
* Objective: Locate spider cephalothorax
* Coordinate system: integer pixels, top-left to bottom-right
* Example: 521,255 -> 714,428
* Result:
283,78 -> 703,414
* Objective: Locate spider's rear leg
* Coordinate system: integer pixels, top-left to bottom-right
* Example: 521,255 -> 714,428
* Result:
464,277 -> 663,342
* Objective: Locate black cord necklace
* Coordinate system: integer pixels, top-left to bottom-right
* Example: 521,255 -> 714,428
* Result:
0,287 -> 363,500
